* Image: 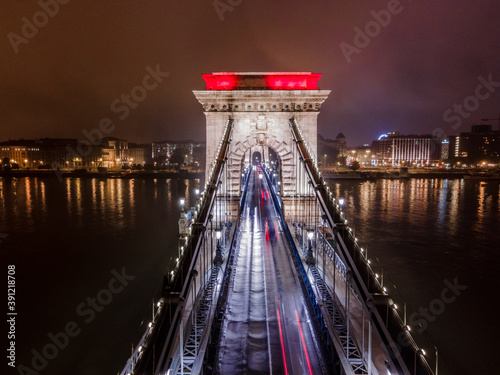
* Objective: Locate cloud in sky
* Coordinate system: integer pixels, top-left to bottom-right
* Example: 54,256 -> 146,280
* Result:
0,0 -> 499,147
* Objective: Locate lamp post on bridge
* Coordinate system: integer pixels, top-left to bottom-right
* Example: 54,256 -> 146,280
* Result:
214,230 -> 223,265
414,348 -> 426,375
306,230 -> 315,265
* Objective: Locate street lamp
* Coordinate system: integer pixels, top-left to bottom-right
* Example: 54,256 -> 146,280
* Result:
214,230 -> 223,264
306,231 -> 315,264
414,348 -> 426,374
180,198 -> 185,212
339,198 -> 345,206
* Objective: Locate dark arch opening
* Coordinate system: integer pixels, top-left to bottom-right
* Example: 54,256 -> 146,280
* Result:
252,151 -> 262,165
268,148 -> 278,165
239,146 -> 284,199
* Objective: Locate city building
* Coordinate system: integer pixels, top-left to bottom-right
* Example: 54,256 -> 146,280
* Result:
152,140 -> 205,166
318,132 -> 347,165
1,137 -> 149,170
98,138 -> 152,169
447,124 -> 500,166
128,143 -> 153,166
100,137 -> 129,168
1,137 -> 206,170
441,139 -> 450,160
0,138 -> 79,168
0,140 -> 43,168
39,138 -> 83,168
346,145 -> 372,166
370,132 -> 441,166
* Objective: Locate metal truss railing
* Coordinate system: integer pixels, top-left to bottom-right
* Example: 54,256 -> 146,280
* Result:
175,217 -> 234,375
289,118 -> 436,375
309,264 -> 367,374
175,265 -> 220,374
119,119 -> 234,375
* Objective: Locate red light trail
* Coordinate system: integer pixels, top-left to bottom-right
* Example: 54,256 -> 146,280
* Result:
277,300 -> 289,375
295,309 -> 313,375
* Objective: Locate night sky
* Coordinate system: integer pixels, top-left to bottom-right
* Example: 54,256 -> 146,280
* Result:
1,0 -> 499,147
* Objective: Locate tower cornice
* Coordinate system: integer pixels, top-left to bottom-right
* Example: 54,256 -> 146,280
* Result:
193,90 -> 331,113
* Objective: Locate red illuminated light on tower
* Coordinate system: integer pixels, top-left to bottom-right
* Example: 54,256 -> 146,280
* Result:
201,72 -> 322,90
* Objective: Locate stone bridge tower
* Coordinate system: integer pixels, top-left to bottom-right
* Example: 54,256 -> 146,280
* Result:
194,72 -> 330,204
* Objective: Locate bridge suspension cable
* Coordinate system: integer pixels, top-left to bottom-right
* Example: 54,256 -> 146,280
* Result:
119,119 -> 235,375
288,118 -> 437,375
119,116 -> 441,375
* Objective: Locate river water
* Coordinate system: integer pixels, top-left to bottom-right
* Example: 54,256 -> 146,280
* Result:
327,178 -> 500,375
0,177 -> 498,374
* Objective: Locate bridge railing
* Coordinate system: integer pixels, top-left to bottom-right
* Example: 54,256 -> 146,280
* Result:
288,118 -> 438,375
119,119 -> 235,375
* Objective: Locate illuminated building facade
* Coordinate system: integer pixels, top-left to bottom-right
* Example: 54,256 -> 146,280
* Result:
0,137 -> 153,170
371,132 -> 441,166
346,145 -> 372,165
152,140 -> 205,165
447,124 -> 500,165
441,139 -> 449,160
0,143 -> 41,168
0,138 -> 77,168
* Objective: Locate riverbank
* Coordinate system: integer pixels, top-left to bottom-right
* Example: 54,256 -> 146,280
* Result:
1,168 -> 498,181
321,169 -> 469,180
0,170 -> 205,179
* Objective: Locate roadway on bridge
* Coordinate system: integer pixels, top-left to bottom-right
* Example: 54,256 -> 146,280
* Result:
217,167 -> 326,374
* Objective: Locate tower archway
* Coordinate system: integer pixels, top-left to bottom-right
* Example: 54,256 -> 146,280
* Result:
193,72 -> 330,213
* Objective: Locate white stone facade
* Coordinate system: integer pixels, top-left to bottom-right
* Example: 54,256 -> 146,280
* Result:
193,89 -> 330,198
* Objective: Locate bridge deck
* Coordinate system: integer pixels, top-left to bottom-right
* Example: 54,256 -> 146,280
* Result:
217,166 -> 326,374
